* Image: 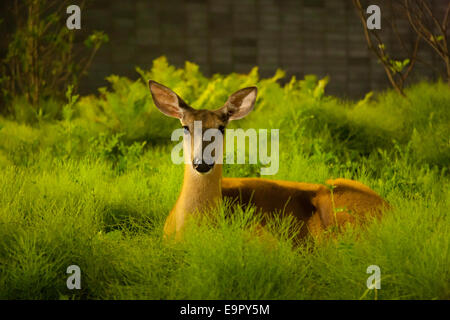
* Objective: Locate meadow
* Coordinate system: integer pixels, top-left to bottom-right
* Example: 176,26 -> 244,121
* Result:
0,57 -> 449,299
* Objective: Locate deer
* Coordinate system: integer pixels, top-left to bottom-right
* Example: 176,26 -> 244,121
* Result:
148,80 -> 389,244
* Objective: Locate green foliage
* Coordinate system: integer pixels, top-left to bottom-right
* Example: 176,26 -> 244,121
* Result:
0,57 -> 449,299
62,85 -> 79,122
89,132 -> 146,173
0,0 -> 108,120
84,31 -> 109,50
388,58 -> 410,74
0,134 -> 448,299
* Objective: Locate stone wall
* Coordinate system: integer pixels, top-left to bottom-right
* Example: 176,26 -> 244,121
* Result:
9,0 -> 445,98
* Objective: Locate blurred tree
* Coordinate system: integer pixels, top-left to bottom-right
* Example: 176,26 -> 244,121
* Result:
353,0 -> 421,97
0,0 -> 108,119
403,0 -> 450,87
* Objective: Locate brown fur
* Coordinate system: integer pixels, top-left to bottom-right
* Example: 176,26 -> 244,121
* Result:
164,171 -> 389,242
149,80 -> 389,244
223,177 -> 388,242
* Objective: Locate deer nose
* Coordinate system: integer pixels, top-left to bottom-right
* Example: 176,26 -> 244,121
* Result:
193,158 -> 214,173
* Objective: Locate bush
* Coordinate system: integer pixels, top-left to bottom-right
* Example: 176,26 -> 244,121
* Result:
0,57 -> 449,299
72,56 -> 450,169
0,0 -> 108,120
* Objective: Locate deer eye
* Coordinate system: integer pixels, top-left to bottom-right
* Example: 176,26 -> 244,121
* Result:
183,126 -> 190,134
218,126 -> 225,134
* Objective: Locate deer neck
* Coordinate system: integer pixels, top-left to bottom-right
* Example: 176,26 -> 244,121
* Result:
171,164 -> 223,232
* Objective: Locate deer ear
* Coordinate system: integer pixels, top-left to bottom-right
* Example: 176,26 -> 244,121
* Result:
148,80 -> 191,119
220,87 -> 257,121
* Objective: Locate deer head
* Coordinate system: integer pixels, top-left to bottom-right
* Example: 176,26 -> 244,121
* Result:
148,80 -> 257,174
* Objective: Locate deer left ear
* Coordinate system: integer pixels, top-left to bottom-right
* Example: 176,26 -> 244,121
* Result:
148,80 -> 192,119
220,87 -> 257,121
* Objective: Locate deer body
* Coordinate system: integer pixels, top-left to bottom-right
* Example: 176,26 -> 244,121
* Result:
223,177 -> 387,239
164,167 -> 387,241
149,80 -> 388,242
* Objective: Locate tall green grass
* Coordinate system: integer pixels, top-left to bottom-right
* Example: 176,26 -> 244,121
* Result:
0,57 -> 448,299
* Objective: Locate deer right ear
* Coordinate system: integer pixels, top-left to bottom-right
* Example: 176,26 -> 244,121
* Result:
148,80 -> 191,119
220,86 -> 257,121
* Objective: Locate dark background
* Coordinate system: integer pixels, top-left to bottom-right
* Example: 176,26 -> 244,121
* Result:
1,0 -> 447,98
